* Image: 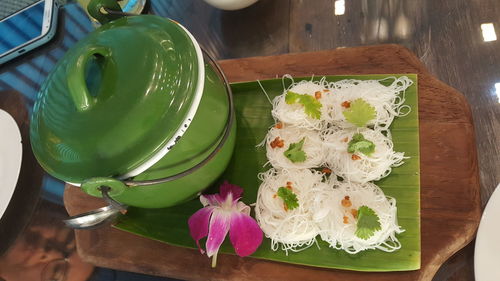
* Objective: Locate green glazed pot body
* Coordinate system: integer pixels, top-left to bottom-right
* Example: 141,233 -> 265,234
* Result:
31,15 -> 205,183
30,14 -> 236,208
118,123 -> 236,208
106,61 -> 236,208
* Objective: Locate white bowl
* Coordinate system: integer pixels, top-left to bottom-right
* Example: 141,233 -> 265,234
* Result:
204,0 -> 258,10
475,183 -> 500,281
0,109 -> 22,220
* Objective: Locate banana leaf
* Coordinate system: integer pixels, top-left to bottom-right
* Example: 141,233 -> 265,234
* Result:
114,74 -> 420,271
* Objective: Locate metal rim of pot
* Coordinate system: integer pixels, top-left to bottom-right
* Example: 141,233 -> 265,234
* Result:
119,25 -> 201,180
125,48 -> 234,187
45,0 -> 209,186
69,5 -> 235,187
101,7 -> 236,187
65,49 -> 234,229
64,5 -> 235,228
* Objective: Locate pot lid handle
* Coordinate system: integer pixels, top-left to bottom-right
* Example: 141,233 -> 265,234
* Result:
66,45 -> 112,112
87,0 -> 124,25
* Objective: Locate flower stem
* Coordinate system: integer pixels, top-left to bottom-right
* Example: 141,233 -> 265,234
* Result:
211,252 -> 218,268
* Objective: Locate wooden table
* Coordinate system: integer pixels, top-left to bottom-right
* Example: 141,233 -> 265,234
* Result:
65,45 -> 482,281
1,0 -> 497,280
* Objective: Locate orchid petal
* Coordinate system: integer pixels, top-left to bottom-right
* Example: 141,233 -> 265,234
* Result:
188,206 -> 214,253
206,209 -> 230,257
229,212 -> 263,257
200,194 -> 222,207
219,181 -> 243,201
236,201 -> 251,216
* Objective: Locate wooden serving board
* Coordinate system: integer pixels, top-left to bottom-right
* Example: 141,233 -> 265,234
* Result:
64,44 -> 481,281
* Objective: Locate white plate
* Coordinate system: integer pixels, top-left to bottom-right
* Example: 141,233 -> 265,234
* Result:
475,183 -> 500,281
0,109 -> 23,220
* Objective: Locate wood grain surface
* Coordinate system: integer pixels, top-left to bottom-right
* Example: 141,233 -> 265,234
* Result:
64,45 -> 482,281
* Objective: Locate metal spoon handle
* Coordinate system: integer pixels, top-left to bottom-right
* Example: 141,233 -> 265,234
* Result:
63,187 -> 128,229
100,186 -> 128,212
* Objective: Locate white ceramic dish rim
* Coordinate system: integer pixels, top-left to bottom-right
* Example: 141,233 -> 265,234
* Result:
474,183 -> 500,281
0,109 -> 23,219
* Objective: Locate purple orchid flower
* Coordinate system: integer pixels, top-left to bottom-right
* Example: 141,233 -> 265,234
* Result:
188,181 -> 263,267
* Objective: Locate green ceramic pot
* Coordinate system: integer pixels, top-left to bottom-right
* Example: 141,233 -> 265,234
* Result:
30,10 -> 236,208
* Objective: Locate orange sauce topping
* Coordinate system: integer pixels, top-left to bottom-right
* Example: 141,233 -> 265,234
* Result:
351,208 -> 358,218
341,196 -> 352,207
270,137 -> 285,148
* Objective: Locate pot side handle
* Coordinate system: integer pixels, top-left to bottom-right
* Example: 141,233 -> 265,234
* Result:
81,177 -> 127,198
64,178 -> 128,229
66,45 -> 112,112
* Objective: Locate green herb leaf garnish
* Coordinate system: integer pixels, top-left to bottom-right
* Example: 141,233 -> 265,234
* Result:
277,186 -> 299,210
342,98 -> 376,127
283,138 -> 307,163
285,91 -> 322,119
355,205 -> 381,240
347,133 -> 375,156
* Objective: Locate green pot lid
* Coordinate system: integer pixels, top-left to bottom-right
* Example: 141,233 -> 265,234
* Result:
30,15 -> 205,184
